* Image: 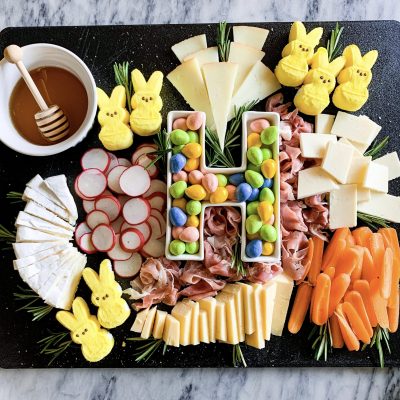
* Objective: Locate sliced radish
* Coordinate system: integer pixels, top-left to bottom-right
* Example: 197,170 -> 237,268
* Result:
83,199 -> 95,213
147,215 -> 162,239
107,234 -> 132,261
78,232 -> 97,254
147,192 -> 167,212
77,169 -> 107,198
113,253 -> 142,279
106,152 -> 119,175
86,209 -> 110,230
119,166 -> 151,197
150,209 -> 166,238
75,222 -> 91,243
118,195 -> 131,207
111,215 -> 125,233
74,177 -> 95,200
121,221 -> 151,244
131,144 -> 157,164
123,197 -> 150,225
95,195 -> 121,222
140,237 -> 165,258
120,228 -> 145,252
107,165 -> 127,194
91,224 -> 116,252
134,154 -> 158,178
81,148 -> 110,172
118,158 -> 132,168
143,179 -> 167,198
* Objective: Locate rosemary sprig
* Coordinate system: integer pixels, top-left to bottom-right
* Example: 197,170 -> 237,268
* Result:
114,62 -> 133,113
357,212 -> 390,230
232,343 -> 247,367
14,286 -> 54,321
146,129 -> 172,176
362,326 -> 391,368
38,330 -> 72,366
308,321 -> 332,361
6,191 -> 23,203
126,337 -> 167,363
326,22 -> 344,61
364,136 -> 389,159
217,21 -> 231,62
231,235 -> 246,276
0,224 -> 16,249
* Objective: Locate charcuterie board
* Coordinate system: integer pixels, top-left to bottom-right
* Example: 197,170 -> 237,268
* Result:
0,20 -> 399,368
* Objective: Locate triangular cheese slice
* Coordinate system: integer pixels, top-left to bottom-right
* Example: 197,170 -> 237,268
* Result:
183,46 -> 219,66
233,26 -> 269,50
171,34 -> 207,62
26,175 -> 66,209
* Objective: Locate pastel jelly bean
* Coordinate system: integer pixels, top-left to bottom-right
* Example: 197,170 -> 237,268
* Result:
247,187 -> 259,202
186,200 -> 202,216
210,187 -> 228,203
229,173 -> 245,186
247,132 -> 262,148
261,126 -> 278,145
247,201 -> 259,215
172,197 -> 187,211
226,184 -> 237,201
262,241 -> 274,256
259,187 -> 275,203
169,239 -> 186,255
236,182 -> 253,202
202,174 -> 218,193
186,215 -> 200,228
169,181 -> 187,198
261,159 -> 277,179
245,215 -> 263,235
187,130 -> 200,143
216,174 -> 227,187
260,224 -> 277,242
172,118 -> 188,131
250,118 -> 270,133
257,201 -> 274,223
172,226 -> 184,239
186,112 -> 204,131
170,153 -> 187,173
182,142 -> 202,159
172,145 -> 185,155
179,226 -> 200,243
184,157 -> 200,172
185,241 -> 200,254
247,162 -> 261,173
169,207 -> 187,227
185,184 -> 207,201
188,170 -> 204,185
246,239 -> 263,258
170,129 -> 190,145
261,148 -> 272,160
245,170 -> 264,188
260,178 -> 273,189
247,232 -> 261,240
172,170 -> 188,182
247,146 -> 264,166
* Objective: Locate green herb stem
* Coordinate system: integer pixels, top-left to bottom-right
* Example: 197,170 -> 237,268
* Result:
6,191 -> 23,203
126,337 -> 167,363
357,212 -> 390,230
114,62 -> 133,113
327,23 -> 344,61
14,286 -> 54,321
364,136 -> 389,159
232,344 -> 247,367
38,331 -> 72,366
217,21 -> 231,62
231,235 -> 246,276
362,326 -> 391,368
308,322 -> 332,361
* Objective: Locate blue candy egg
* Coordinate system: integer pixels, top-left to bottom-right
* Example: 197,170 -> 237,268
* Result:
170,154 -> 187,174
229,173 -> 245,186
260,178 -> 273,189
246,239 -> 263,258
169,207 -> 187,227
247,187 -> 259,202
236,182 -> 253,202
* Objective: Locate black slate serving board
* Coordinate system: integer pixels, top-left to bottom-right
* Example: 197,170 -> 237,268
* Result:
0,21 -> 399,368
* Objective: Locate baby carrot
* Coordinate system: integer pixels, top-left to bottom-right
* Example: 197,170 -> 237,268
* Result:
352,226 -> 373,247
342,302 -> 371,344
322,239 -> 347,272
329,313 -> 344,348
368,233 -> 385,272
335,304 -> 360,351
350,246 -> 364,282
311,273 -> 331,326
328,273 -> 351,317
345,233 -> 355,247
379,247 -> 393,300
322,228 -> 350,270
335,246 -> 363,277
288,283 -> 313,334
298,239 -> 314,283
353,280 -> 378,327
361,248 -> 376,282
325,266 -> 336,280
370,278 -> 389,329
344,291 -> 373,338
388,286 -> 399,333
308,237 -> 324,285
388,255 -> 400,308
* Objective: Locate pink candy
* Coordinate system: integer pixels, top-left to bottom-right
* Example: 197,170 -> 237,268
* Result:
188,170 -> 204,185
186,112 -> 204,131
250,118 -> 270,133
173,170 -> 188,182
173,118 -> 188,131
172,226 -> 184,239
202,174 -> 218,193
179,226 -> 200,243
226,184 -> 237,201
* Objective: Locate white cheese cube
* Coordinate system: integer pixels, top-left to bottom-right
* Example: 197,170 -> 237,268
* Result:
300,133 -> 337,158
329,184 -> 358,229
322,141 -> 354,184
141,306 -> 157,339
358,192 -> 400,223
232,26 -> 269,50
297,166 -> 339,199
363,162 -> 389,193
374,152 -> 400,180
315,114 -> 335,134
171,34 -> 207,62
171,302 -> 192,346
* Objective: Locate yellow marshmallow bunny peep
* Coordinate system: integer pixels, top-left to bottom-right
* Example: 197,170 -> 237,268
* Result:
294,47 -> 345,115
56,297 -> 114,363
275,21 -> 323,87
332,44 -> 378,111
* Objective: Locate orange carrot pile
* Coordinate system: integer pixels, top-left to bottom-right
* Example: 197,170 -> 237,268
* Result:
288,227 -> 400,352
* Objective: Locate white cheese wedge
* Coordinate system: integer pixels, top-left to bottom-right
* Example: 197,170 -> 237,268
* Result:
183,46 -> 219,66
261,281 -> 277,341
237,283 -> 255,335
271,273 -> 294,336
216,292 -> 239,345
363,162 -> 389,193
345,156 -> 371,185
27,175 -> 66,209
163,315 -> 180,347
322,141 -> 354,184
329,184 -> 358,229
171,302 -> 192,346
171,34 -> 207,62
198,310 -> 210,343
374,152 -> 400,180
297,166 -> 339,199
141,306 -> 157,339
245,284 -> 265,349
131,308 -> 149,333
183,299 -> 200,345
16,226 -> 69,243
315,114 -> 335,134
229,61 -> 281,120
357,187 -> 371,203
223,284 -> 245,342
338,137 -> 364,156
153,310 -> 168,339
202,62 -> 238,149
198,297 -> 216,343
13,241 -> 65,259
358,192 -> 400,223
215,301 -> 227,342
299,133 -> 337,158
228,42 -> 265,94
167,58 -> 214,127
233,26 -> 269,50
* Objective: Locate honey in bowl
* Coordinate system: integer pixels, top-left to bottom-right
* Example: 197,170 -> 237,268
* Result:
9,66 -> 88,146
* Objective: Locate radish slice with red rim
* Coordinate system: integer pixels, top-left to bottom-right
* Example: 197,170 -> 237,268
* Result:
118,158 -> 132,168
143,179 -> 167,198
95,195 -> 121,221
121,221 -> 151,244
120,228 -> 145,252
118,195 -> 131,207
107,165 -> 127,194
111,215 -> 125,234
140,237 -> 165,258
74,177 -> 95,200
106,152 -> 120,175
77,169 -> 107,198
107,234 -> 133,261
75,222 -> 91,243
119,166 -> 151,197
91,224 -> 116,252
150,209 -> 166,237
147,192 -> 167,212
113,253 -> 142,279
134,154 -> 158,178
78,232 -> 97,254
131,144 -> 157,164
122,197 -> 150,225
81,148 -> 110,172
147,215 -> 162,239
86,209 -> 110,230
83,199 -> 95,213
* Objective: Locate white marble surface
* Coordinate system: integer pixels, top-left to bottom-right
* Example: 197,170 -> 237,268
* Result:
1,0 -> 400,399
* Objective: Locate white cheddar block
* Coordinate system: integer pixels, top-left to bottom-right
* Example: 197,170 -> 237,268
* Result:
261,281 -> 277,341
322,141 -> 354,184
329,184 -> 358,229
215,301 -> 227,342
358,192 -> 400,223
357,187 -> 371,203
245,284 -> 265,349
141,306 -> 157,339
345,156 -> 371,184
363,162 -> 389,193
171,302 -> 192,346
153,310 -> 168,339
315,114 -> 335,134
297,166 -> 339,200
198,297 -> 216,343
131,308 -> 149,333
163,315 -> 180,347
374,152 -> 400,180
233,26 -> 269,50
338,137 -> 364,156
223,284 -> 245,342
183,299 -> 200,345
199,310 -> 210,343
271,273 -> 294,336
183,46 -> 219,66
299,133 -> 337,158
216,292 -> 239,345
171,34 -> 207,62
237,283 -> 255,335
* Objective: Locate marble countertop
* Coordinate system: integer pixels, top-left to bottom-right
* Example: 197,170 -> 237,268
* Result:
1,0 -> 400,399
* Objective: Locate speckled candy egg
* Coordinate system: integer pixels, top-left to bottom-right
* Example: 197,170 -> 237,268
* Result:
186,112 -> 204,131
250,118 -> 270,133
179,226 -> 200,243
202,174 -> 218,193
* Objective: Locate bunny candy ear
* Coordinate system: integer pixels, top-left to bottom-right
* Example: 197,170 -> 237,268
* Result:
56,310 -> 79,331
131,69 -> 147,92
305,27 -> 323,47
328,55 -> 346,76
99,259 -> 115,284
109,86 -> 126,108
362,50 -> 378,69
96,88 -> 110,109
146,71 -> 164,94
72,297 -> 91,322
82,267 -> 100,292
289,21 -> 307,42
343,44 -> 362,67
311,47 -> 329,69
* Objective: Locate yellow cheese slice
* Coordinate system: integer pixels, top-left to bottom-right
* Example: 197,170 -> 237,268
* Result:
297,166 -> 339,200
315,114 -> 335,134
215,301 -> 227,342
183,299 -> 200,345
163,315 -> 180,347
363,162 -> 389,193
171,34 -> 207,62
374,152 -> 400,180
322,141 -> 354,184
223,284 -> 245,341
171,302 -> 193,346
153,309 -> 168,339
216,292 -> 239,344
198,297 -> 217,343
237,283 -> 255,335
329,184 -> 358,229
345,156 -> 371,185
141,306 -> 157,339
183,46 -> 219,66
357,192 -> 400,223
232,26 -> 269,50
338,137 -> 364,156
260,281 -> 277,340
271,273 -> 294,336
245,284 -> 265,349
131,308 -> 149,333
199,309 -> 210,343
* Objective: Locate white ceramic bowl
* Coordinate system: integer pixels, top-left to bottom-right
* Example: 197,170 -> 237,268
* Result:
0,43 -> 97,156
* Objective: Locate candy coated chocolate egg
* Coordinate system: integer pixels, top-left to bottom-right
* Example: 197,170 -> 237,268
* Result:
245,215 -> 263,234
169,239 -> 186,255
259,187 -> 275,203
170,129 -> 190,145
246,239 -> 263,258
216,174 -> 228,187
261,159 -> 277,179
179,226 -> 200,243
257,201 -> 274,223
186,200 -> 202,216
261,126 -> 278,145
185,241 -> 200,254
250,118 -> 270,133
170,153 -> 187,173
186,215 -> 200,228
247,146 -> 264,166
169,180 -> 187,199
236,182 -> 253,202
169,207 -> 187,227
182,143 -> 202,159
172,226 -> 184,239
226,184 -> 237,201
172,197 -> 187,211
185,184 -> 206,201
247,132 -> 262,148
260,178 -> 273,189
172,170 -> 188,182
245,170 -> 264,188
246,201 -> 259,215
261,148 -> 272,160
229,173 -> 245,186
188,170 -> 204,185
210,187 -> 228,203
172,145 -> 185,155
202,174 -> 218,193
184,157 -> 200,172
186,112 -> 204,131
247,187 -> 259,202
262,241 -> 274,256
172,118 -> 188,131
187,130 -> 200,143
260,224 -> 277,242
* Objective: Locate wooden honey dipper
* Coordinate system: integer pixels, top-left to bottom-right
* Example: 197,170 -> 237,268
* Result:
4,44 -> 70,142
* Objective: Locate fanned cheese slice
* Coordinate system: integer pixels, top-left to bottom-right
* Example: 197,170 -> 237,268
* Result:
131,308 -> 149,333
27,175 -> 66,209
183,46 -> 219,66
245,284 -> 265,349
216,292 -> 239,345
329,184 -> 358,229
141,306 -> 157,339
233,26 -> 269,50
171,34 -> 207,62
261,281 -> 277,341
271,273 -> 294,336
357,192 -> 400,223
198,310 -> 210,343
202,62 -> 238,149
163,315 -> 180,347
315,114 -> 335,134
198,297 -> 216,343
13,241 -> 65,259
183,299 -> 200,345
215,301 -> 227,342
16,226 -> 69,243
153,310 -> 168,339
223,284 -> 245,342
297,166 -> 339,199
171,302 -> 192,346
374,152 -> 400,180
237,283 -> 255,335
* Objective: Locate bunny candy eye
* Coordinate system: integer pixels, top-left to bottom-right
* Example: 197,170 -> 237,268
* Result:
106,112 -> 110,116
363,73 -> 367,76
114,111 -> 117,115
299,44 -> 302,48
96,297 -> 99,300
105,294 -> 109,298
85,328 -> 88,332
149,97 -> 153,100
328,79 -> 331,83
320,76 -> 323,80
142,96 -> 145,100
82,331 -> 85,335
76,334 -> 79,338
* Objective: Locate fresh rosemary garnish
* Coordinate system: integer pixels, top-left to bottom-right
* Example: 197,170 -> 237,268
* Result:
126,337 -> 168,363
362,326 -> 391,368
364,136 -> 389,159
147,129 -> 172,176
326,22 -> 344,61
114,61 -> 133,113
38,330 -> 72,366
231,235 -> 246,276
217,21 -> 231,62
6,191 -> 23,203
0,224 -> 16,249
14,286 -> 54,321
308,321 -> 332,361
232,343 -> 247,367
357,212 -> 390,230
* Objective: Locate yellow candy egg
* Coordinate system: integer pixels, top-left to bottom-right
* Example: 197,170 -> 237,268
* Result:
247,132 -> 262,148
210,187 -> 228,204
172,197 -> 187,211
261,159 -> 277,179
182,143 -> 202,159
257,201 -> 274,223
185,184 -> 207,201
203,191 -> 211,201
186,215 -> 200,228
262,241 -> 274,256
184,157 -> 200,172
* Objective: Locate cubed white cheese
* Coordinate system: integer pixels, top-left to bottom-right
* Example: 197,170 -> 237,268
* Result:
322,141 -> 354,184
297,166 -> 339,200
299,133 -> 337,158
363,162 -> 389,193
171,34 -> 207,62
329,184 -> 358,229
358,192 -> 400,223
374,152 -> 400,180
315,114 -> 335,134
